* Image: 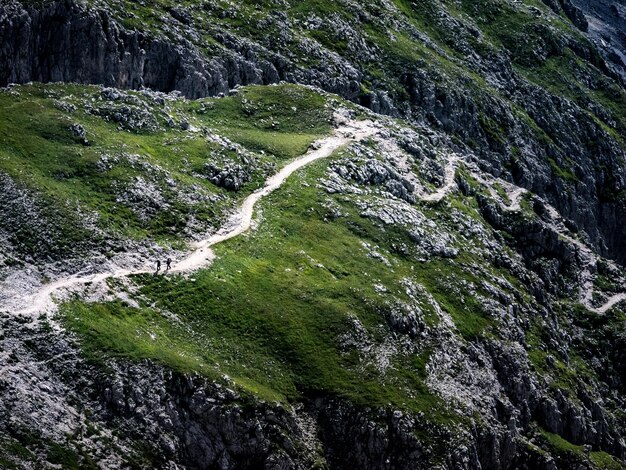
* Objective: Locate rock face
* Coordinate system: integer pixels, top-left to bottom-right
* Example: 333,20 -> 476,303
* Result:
0,0 -> 277,98
2,313 -> 614,470
0,317 -> 501,469
0,0 -> 362,100
570,0 -> 626,80
204,163 -> 251,191
0,316 -> 317,469
542,0 -> 589,31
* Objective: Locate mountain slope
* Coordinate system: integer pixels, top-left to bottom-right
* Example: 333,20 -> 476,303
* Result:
2,0 -> 626,266
1,0 -> 626,469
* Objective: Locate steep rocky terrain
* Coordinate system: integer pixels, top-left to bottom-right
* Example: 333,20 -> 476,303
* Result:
571,0 -> 626,79
1,0 -> 626,469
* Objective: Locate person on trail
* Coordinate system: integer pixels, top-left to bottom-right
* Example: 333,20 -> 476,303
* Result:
155,259 -> 161,274
166,258 -> 172,271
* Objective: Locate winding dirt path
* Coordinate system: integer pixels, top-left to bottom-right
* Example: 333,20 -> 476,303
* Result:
11,119 -> 377,316
172,121 -> 375,272
505,187 -> 526,212
525,200 -> 626,314
379,142 -> 626,314
420,154 -> 459,203
465,165 -> 625,314
596,293 -> 626,314
7,117 -> 625,317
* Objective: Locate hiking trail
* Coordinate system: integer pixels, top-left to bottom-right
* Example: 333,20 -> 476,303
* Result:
8,118 -> 378,317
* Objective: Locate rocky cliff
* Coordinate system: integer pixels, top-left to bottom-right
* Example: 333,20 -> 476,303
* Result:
0,0 -> 274,97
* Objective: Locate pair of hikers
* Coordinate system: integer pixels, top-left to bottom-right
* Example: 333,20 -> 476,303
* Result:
155,257 -> 172,274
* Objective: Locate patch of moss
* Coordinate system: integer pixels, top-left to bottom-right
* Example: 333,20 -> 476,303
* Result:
590,451 -> 625,470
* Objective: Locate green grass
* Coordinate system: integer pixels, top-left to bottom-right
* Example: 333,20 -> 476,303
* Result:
0,83 -> 332,259
492,182 -> 511,204
539,429 -> 626,469
46,442 -> 84,469
62,184 -> 445,409
0,433 -> 101,470
590,451 -> 626,470
516,50 -> 626,136
539,428 -> 584,456
0,438 -> 36,469
61,150 -> 506,423
57,161 -> 464,408
548,157 -> 579,184
594,274 -> 622,294
198,84 -> 332,160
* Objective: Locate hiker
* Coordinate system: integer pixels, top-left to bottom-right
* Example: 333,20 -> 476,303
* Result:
166,258 -> 172,270
155,259 -> 161,273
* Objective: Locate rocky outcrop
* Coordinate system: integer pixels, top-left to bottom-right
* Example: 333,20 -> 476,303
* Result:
0,0 -> 366,101
0,172 -> 97,264
0,316 -> 523,469
204,163 -> 251,191
332,159 -> 416,203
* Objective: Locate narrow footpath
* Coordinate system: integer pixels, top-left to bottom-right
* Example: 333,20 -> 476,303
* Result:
11,119 -> 377,317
